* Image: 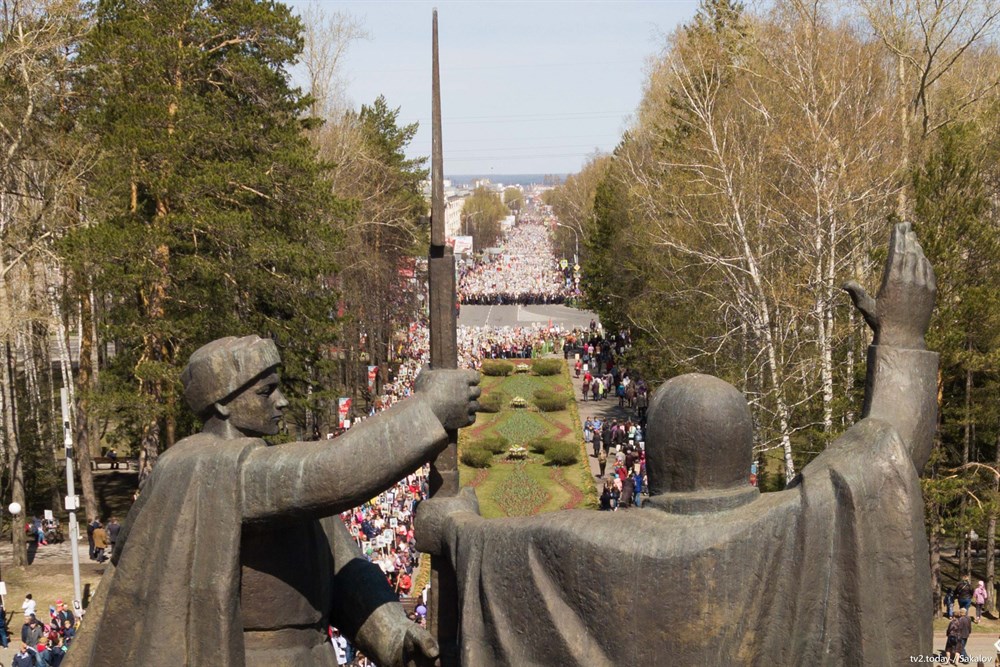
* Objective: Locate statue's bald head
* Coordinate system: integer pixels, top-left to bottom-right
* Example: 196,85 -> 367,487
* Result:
645,374 -> 753,496
181,336 -> 281,417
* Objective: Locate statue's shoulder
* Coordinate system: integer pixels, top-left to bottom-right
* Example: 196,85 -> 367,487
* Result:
159,433 -> 265,467
797,417 -> 908,482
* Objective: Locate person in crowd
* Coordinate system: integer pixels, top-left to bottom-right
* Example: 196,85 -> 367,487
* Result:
30,517 -> 46,546
106,517 -> 121,555
92,521 -> 109,563
12,643 -> 34,667
0,602 -> 8,648
21,616 -> 42,646
21,594 -> 35,620
599,481 -> 613,511
956,608 -> 973,662
332,627 -> 348,666
34,640 -> 53,667
945,614 -> 962,664
54,601 -> 72,631
945,584 -> 955,618
956,575 -> 974,614
86,518 -> 99,561
974,580 -> 988,623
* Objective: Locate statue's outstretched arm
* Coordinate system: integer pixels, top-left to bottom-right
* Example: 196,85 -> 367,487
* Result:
843,222 -> 939,470
241,369 -> 480,522
327,519 -> 439,667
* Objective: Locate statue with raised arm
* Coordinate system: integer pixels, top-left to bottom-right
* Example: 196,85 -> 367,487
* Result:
416,222 -> 937,665
66,335 -> 480,667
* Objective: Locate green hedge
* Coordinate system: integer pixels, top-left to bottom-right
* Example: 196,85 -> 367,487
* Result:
481,361 -> 514,377
478,393 -> 503,413
533,389 -> 568,412
528,437 -> 559,454
544,442 -> 579,466
460,446 -> 493,468
531,359 -> 562,376
478,435 -> 510,455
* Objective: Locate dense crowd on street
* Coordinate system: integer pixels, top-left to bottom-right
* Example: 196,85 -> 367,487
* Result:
458,324 -> 565,366
458,219 -> 576,305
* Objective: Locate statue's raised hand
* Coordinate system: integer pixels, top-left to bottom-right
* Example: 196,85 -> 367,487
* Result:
415,368 -> 481,431
843,222 -> 936,350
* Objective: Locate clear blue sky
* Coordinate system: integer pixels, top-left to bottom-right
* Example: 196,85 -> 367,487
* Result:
288,1 -> 701,177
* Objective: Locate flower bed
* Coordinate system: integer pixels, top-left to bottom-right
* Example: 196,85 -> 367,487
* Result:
490,463 -> 549,517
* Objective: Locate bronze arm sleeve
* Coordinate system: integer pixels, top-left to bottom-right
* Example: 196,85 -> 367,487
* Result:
240,398 -> 447,521
861,345 -> 939,471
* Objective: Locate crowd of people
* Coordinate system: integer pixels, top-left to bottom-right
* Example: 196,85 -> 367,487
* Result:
458,219 -> 575,305
332,470 -> 430,665
457,324 -> 565,366
567,326 -> 651,512
585,416 -> 648,511
1,594 -> 79,665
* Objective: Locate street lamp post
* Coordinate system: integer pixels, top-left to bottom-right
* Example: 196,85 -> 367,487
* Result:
2,502 -> 21,607
60,388 -> 83,612
553,222 -> 579,264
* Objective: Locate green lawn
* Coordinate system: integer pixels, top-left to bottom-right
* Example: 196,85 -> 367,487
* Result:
459,359 -> 597,518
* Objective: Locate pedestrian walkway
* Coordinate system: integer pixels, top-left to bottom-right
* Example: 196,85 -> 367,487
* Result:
564,357 -> 634,496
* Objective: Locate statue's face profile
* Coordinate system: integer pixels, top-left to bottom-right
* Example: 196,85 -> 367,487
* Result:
223,370 -> 288,437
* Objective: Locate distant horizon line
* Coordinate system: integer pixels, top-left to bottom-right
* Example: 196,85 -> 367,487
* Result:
446,172 -> 567,182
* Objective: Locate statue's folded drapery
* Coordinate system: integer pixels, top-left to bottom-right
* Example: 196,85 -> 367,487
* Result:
422,347 -> 937,666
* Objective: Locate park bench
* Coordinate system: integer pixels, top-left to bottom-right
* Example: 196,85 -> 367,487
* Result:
90,457 -> 138,471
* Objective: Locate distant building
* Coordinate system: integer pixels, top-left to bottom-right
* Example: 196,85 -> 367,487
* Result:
445,193 -> 468,239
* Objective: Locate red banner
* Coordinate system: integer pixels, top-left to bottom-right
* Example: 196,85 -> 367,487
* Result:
338,397 -> 352,428
367,366 -> 378,392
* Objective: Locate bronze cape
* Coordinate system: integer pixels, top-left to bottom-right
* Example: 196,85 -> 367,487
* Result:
422,346 -> 937,666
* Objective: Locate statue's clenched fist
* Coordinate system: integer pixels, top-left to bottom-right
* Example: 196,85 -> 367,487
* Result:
415,368 -> 481,431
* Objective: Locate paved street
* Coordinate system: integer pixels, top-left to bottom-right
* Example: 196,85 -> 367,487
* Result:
458,304 -> 596,329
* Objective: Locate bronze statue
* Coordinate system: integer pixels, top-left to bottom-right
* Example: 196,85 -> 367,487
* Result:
66,335 -> 480,667
416,222 -> 938,665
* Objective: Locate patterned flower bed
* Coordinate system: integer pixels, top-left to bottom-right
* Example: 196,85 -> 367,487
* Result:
491,463 -> 549,517
496,410 -> 549,444
458,358 -> 593,517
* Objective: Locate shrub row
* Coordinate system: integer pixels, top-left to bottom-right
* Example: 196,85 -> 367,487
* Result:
481,360 -> 514,376
463,437 -> 578,468
460,447 -> 493,468
544,442 -> 579,466
478,435 -> 510,455
478,393 -> 503,413
531,359 -> 562,376
529,437 -> 560,454
532,388 -> 568,412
